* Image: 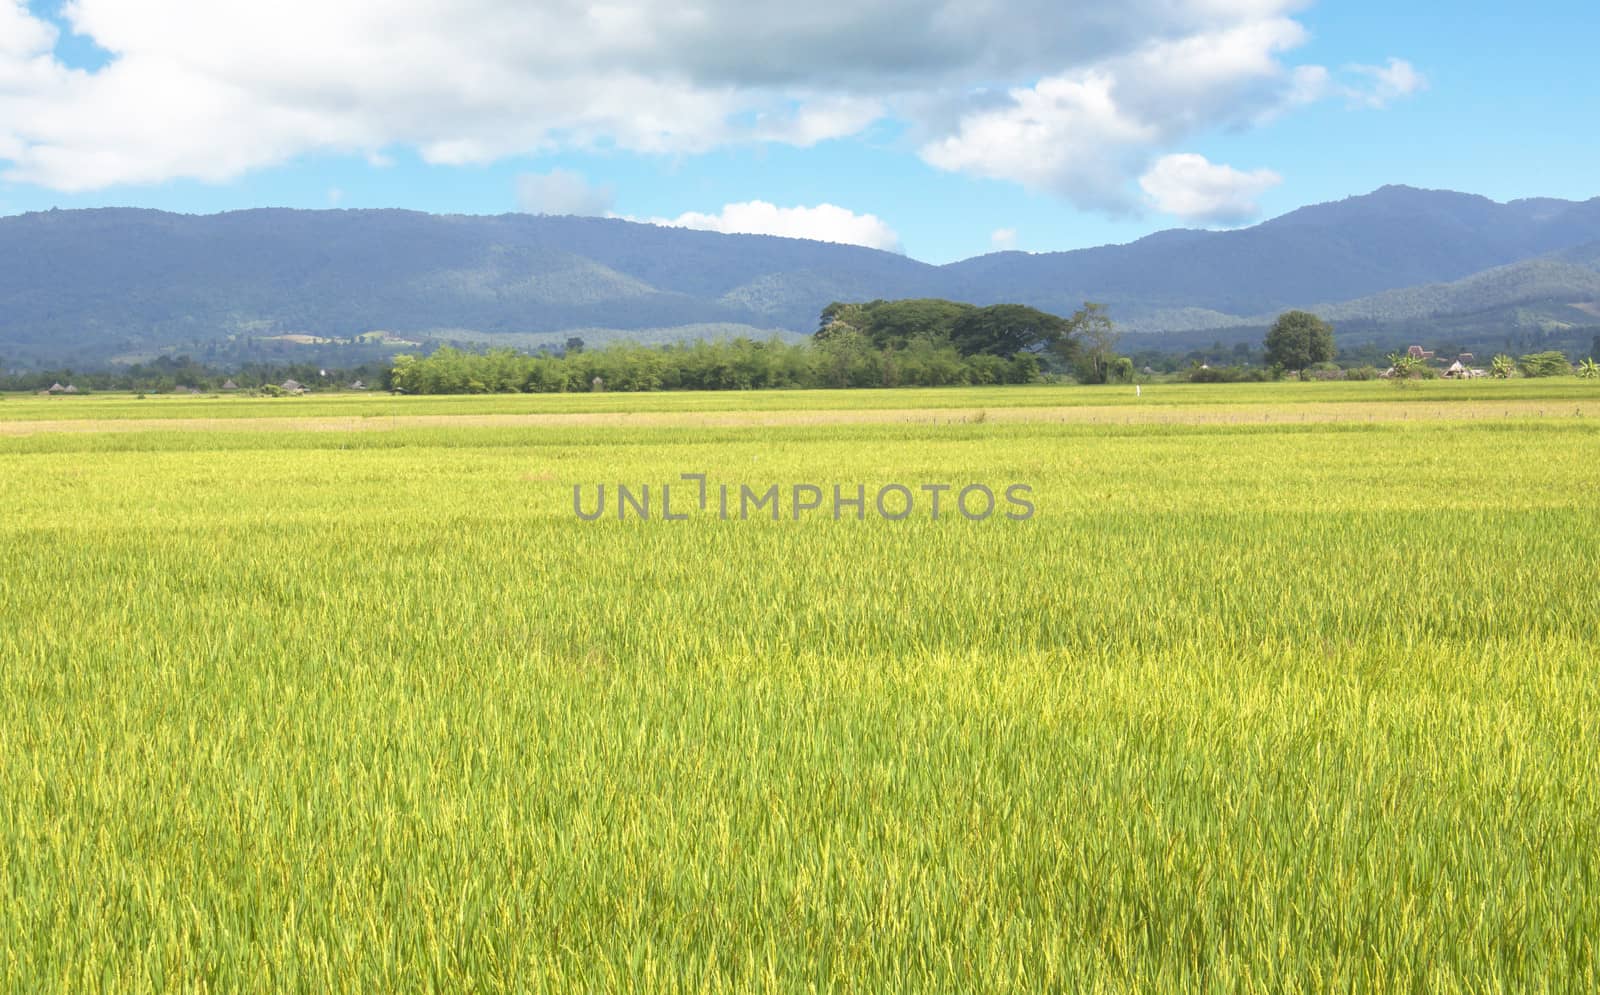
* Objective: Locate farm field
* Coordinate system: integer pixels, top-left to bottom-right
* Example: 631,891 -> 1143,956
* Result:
1,381 -> 1598,991
3,377 -> 1599,422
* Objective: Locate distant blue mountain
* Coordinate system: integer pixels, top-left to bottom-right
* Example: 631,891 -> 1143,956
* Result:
4,185 -> 1600,366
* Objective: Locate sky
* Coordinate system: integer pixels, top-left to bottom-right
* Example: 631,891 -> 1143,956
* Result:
1,1 -> 1595,263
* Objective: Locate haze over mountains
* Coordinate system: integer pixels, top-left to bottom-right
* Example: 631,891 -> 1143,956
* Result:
3,185 -> 1599,367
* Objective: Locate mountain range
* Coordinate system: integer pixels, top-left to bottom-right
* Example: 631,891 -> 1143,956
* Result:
3,185 -> 1599,368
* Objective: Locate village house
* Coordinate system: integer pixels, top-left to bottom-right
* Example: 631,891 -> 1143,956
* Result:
1443,360 -> 1487,378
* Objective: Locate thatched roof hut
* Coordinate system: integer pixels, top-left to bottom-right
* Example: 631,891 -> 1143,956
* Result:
280,379 -> 305,392
220,379 -> 239,391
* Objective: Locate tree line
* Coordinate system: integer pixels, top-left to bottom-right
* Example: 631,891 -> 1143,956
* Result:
14,302 -> 1590,396
389,338 -> 1042,394
388,300 -> 1126,394
0,353 -> 393,394
1192,310 -> 1599,382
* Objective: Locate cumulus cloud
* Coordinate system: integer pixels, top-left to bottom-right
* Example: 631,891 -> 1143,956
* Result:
639,202 -> 902,252
516,169 -> 615,216
921,17 -> 1310,212
990,228 -> 1019,250
0,0 -> 1420,211
922,71 -> 1154,214
1138,153 -> 1282,223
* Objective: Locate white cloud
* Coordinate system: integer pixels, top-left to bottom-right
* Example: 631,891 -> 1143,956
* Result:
1344,58 -> 1427,108
326,187 -> 344,206
922,71 -> 1155,213
0,0 -> 1420,210
1283,64 -> 1333,108
639,202 -> 902,252
0,0 -> 57,56
1138,152 -> 1281,223
921,17 -> 1310,212
751,96 -> 887,147
990,227 -> 1018,250
516,169 -> 615,216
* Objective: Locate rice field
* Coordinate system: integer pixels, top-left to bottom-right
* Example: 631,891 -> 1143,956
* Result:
1,381 -> 1597,992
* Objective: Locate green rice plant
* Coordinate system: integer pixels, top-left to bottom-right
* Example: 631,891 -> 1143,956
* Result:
0,383 -> 1596,992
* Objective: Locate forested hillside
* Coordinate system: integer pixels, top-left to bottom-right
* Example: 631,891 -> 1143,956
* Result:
4,186 -> 1600,367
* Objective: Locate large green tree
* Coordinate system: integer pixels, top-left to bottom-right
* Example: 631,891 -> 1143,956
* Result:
1070,303 -> 1120,383
949,304 -> 1075,358
817,299 -> 976,350
1263,311 -> 1336,373
817,298 -> 1112,373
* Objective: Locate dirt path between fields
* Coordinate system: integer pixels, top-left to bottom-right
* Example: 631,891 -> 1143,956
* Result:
2,400 -> 1595,436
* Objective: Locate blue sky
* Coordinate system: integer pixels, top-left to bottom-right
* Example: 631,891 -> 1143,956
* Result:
2,0 -> 1595,263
